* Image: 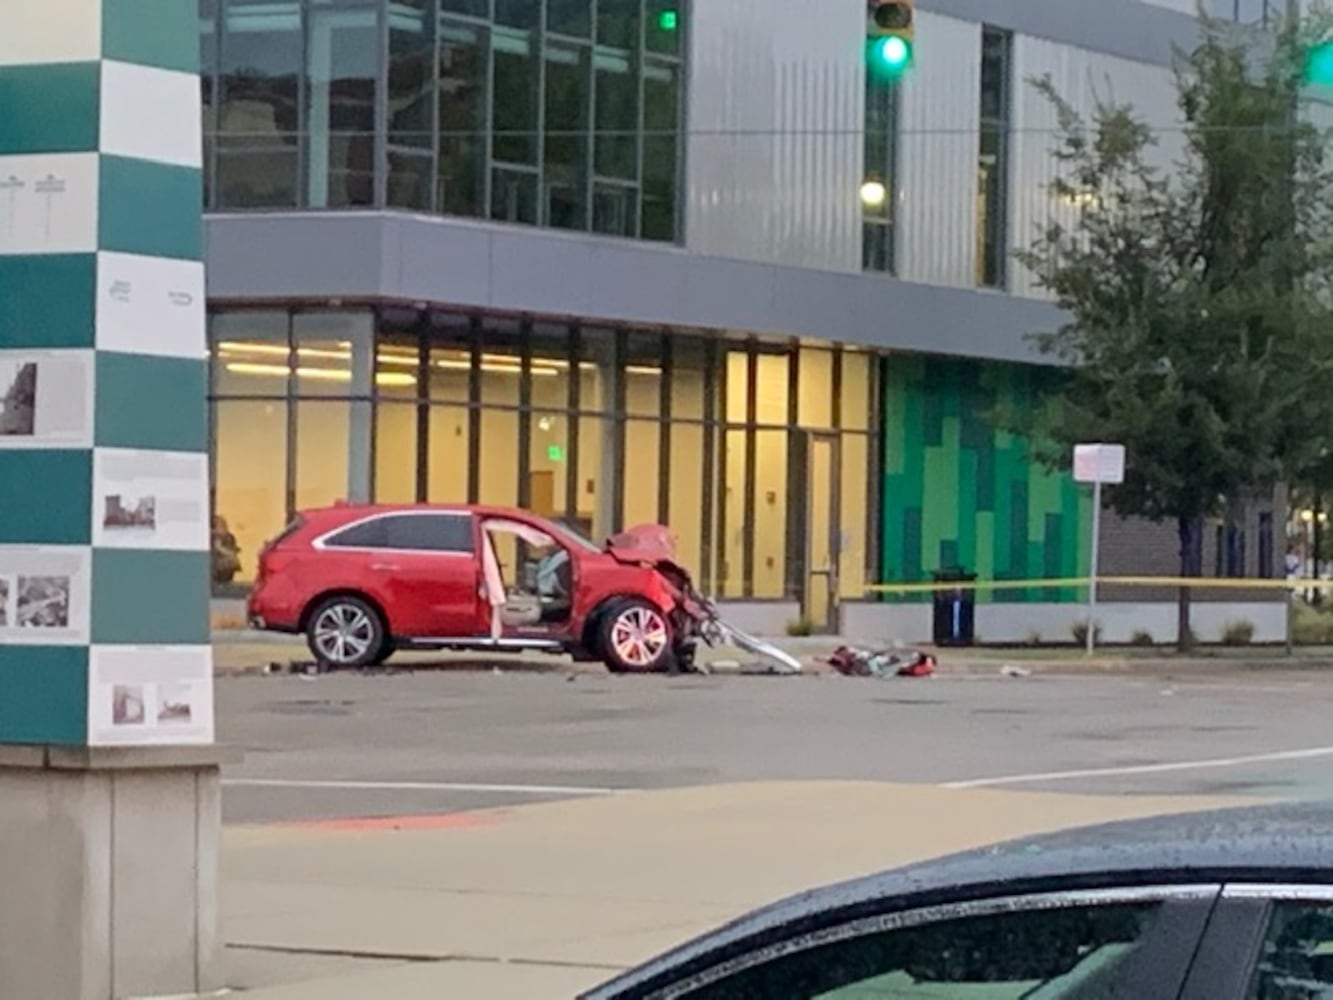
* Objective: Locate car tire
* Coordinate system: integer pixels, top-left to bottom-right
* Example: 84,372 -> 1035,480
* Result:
369,642 -> 396,668
598,599 -> 673,673
306,595 -> 386,670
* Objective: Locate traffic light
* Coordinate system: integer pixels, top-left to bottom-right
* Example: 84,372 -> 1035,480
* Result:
868,0 -> 914,79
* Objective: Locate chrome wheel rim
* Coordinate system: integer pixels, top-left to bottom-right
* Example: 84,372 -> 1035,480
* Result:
610,607 -> 668,667
313,604 -> 375,663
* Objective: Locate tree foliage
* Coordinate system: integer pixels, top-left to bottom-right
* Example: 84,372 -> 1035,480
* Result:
1015,8 -> 1333,644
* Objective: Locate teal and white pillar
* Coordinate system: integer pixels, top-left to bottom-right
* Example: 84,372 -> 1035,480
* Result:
0,5 -> 224,997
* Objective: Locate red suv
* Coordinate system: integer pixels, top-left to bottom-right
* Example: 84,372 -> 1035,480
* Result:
247,504 -> 712,673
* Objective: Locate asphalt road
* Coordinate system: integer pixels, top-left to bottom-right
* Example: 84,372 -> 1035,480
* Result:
218,670 -> 1333,825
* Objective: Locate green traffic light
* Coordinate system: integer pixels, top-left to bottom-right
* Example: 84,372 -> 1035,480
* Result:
871,36 -> 912,76
1308,41 -> 1333,85
658,9 -> 678,31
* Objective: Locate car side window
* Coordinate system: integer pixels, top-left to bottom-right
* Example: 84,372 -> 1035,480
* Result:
1248,901 -> 1333,999
324,515 -> 473,553
675,901 -> 1169,999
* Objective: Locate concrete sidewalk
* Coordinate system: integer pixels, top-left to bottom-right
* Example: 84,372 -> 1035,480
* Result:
211,629 -> 1333,679
221,781 -> 1251,998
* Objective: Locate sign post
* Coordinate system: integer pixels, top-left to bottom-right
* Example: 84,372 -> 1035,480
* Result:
1073,444 -> 1126,655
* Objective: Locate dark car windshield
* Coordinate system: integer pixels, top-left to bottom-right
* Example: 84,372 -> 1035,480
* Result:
545,518 -> 603,554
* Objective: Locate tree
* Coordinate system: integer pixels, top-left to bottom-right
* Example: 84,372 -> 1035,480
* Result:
1015,8 -> 1333,650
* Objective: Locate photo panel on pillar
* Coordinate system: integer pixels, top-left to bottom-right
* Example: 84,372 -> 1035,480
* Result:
0,543 -> 92,645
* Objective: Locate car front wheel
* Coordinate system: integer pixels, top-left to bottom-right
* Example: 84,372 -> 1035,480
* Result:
599,599 -> 672,673
306,596 -> 385,670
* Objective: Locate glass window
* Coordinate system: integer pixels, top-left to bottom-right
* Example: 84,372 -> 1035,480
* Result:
495,0 -> 539,30
1249,901 -> 1333,997
529,412 -> 570,517
642,60 -> 678,241
721,428 -> 747,597
680,902 -> 1167,998
645,0 -> 682,57
479,407 -> 519,505
623,420 -> 662,528
306,4 -> 378,208
375,402 -> 418,503
388,151 -> 434,210
492,167 -> 539,224
212,311 -> 290,396
798,348 -> 834,429
594,50 -> 638,180
977,28 -> 1011,289
863,76 -> 898,273
295,400 -> 350,509
214,399 -> 288,582
669,336 -> 708,420
293,311 -> 374,398
493,30 -> 539,165
440,0 -> 486,15
427,314 -> 473,402
753,429 -> 788,598
668,422 -> 705,575
597,0 -> 641,50
438,20 -> 488,218
840,351 -> 873,431
427,404 -> 470,502
839,432 -> 869,598
548,0 -> 592,38
593,182 -> 637,236
389,4 -> 434,149
477,320 -> 522,406
544,42 -> 591,231
577,413 -> 606,538
530,324 -> 573,411
754,352 -> 790,425
217,0 -> 300,208
326,513 -> 473,552
201,0 -> 219,208
625,331 -> 663,417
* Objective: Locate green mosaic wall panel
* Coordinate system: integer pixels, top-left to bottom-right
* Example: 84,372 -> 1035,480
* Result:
881,356 -> 1091,604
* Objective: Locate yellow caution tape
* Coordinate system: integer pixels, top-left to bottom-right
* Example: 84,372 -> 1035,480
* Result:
864,576 -> 1333,594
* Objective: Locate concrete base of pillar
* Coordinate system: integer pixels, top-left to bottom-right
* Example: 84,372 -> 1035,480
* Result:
0,744 -> 235,1000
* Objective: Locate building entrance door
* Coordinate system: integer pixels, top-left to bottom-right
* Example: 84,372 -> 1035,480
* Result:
804,433 -> 841,633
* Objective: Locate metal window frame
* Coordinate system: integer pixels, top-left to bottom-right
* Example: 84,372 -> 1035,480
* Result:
978,25 -> 1013,290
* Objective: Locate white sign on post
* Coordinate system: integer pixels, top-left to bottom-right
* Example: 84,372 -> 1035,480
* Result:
1073,444 -> 1126,655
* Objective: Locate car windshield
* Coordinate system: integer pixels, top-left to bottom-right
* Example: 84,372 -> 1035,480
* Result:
543,518 -> 603,554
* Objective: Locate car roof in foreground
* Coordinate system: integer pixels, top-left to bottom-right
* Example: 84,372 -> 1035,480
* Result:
581,800 -> 1333,999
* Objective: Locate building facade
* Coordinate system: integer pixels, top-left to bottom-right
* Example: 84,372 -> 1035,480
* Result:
201,0 -> 1287,641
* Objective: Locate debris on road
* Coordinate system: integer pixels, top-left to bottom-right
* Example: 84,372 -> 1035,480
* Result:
827,646 -> 936,679
1001,665 -> 1032,678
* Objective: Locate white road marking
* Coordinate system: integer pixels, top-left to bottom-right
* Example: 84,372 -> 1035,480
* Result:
943,745 -> 1333,789
222,778 -> 629,797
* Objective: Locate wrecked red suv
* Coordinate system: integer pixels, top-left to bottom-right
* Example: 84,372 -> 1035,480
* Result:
246,504 -> 714,673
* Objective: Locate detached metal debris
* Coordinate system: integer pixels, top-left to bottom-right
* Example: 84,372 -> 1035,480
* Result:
827,645 -> 936,679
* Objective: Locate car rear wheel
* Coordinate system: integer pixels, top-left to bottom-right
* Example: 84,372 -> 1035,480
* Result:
306,596 -> 385,670
599,599 -> 672,673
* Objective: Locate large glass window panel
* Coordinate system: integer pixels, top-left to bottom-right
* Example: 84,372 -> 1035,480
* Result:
863,75 -> 898,273
548,0 -> 592,38
594,50 -> 638,179
217,0 -> 300,208
374,328 -> 422,400
725,349 -> 749,423
544,42 -> 591,231
797,348 -> 833,429
389,2 -> 434,148
530,324 -> 573,410
753,430 -> 788,598
980,28 -> 1010,123
492,167 -> 539,224
576,414 -> 604,538
754,352 -> 790,425
669,336 -> 707,420
668,422 -> 705,577
201,0 -> 219,208
292,311 -> 374,398
214,399 -> 288,582
641,61 -> 677,242
427,314 -> 473,401
495,0 -> 540,30
645,0 -> 682,56
597,0 -> 641,50
438,21 -> 488,218
977,28 -> 1011,289
440,0 -> 487,15
427,404 -> 470,502
295,400 -> 350,509
478,320 -> 523,407
625,331 -> 662,417
493,30 -> 539,164
212,311 -> 290,396
478,407 -> 519,505
840,432 -> 869,598
306,5 -> 378,208
375,403 -> 418,502
623,420 -> 661,529
593,182 -> 637,236
841,350 -> 873,431
722,429 -> 747,597
388,151 -> 434,210
529,412 -> 570,516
